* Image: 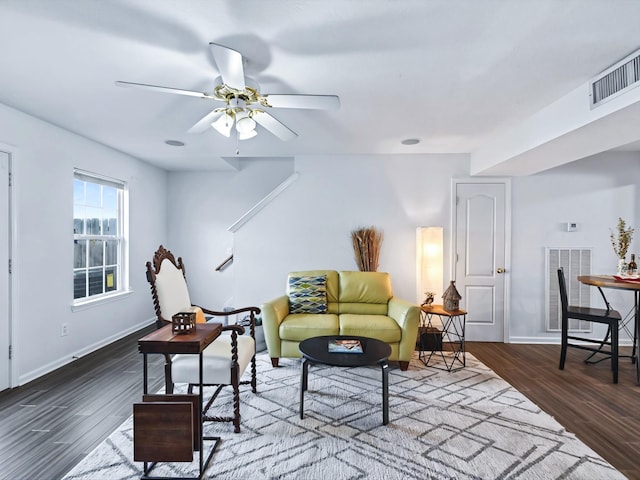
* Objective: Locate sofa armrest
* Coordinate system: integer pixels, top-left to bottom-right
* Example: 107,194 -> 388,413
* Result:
388,297 -> 420,362
261,295 -> 290,358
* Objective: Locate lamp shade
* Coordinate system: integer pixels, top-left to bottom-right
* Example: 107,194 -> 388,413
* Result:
238,129 -> 257,140
235,111 -> 256,134
211,112 -> 234,137
416,226 -> 444,304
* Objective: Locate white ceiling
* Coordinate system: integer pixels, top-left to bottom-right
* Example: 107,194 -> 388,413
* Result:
1,0 -> 640,172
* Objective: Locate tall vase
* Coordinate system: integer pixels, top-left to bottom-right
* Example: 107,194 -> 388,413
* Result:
617,258 -> 627,275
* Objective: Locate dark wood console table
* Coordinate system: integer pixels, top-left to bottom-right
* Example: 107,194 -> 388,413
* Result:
137,323 -> 222,480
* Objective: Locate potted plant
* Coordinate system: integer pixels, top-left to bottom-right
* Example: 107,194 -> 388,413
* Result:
610,217 -> 634,274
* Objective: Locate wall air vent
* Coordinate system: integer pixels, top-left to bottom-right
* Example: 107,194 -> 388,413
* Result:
590,48 -> 640,108
545,247 -> 592,332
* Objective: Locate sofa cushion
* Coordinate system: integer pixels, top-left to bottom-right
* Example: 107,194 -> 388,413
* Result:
279,314 -> 340,341
338,271 -> 392,314
289,270 -> 340,313
288,275 -> 328,314
339,314 -> 402,343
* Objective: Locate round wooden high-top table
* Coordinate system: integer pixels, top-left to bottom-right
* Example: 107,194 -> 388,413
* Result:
578,275 -> 640,384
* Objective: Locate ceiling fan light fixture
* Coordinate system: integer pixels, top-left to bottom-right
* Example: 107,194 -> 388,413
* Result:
211,112 -> 234,137
238,129 -> 257,141
235,111 -> 256,133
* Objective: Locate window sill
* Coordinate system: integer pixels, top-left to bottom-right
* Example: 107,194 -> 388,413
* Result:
71,290 -> 134,312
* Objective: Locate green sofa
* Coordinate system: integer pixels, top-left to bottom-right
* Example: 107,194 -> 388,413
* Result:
261,270 -> 420,370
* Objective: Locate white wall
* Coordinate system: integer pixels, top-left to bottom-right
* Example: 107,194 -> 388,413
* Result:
232,154 -> 470,308
509,151 -> 640,342
0,102 -> 167,385
170,151 -> 640,345
165,158 -> 294,310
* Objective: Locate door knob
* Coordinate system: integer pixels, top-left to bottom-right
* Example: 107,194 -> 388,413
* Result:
496,268 -> 505,274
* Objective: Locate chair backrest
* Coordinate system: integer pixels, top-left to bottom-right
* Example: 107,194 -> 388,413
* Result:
557,268 -> 569,315
146,245 -> 192,325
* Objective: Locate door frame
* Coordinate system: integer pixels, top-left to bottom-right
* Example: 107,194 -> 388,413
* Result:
450,177 -> 512,343
0,144 -> 17,388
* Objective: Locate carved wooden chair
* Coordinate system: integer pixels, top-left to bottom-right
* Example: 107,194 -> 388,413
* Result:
146,245 -> 260,432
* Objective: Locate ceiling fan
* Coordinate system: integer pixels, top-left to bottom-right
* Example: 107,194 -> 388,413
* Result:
115,43 -> 340,141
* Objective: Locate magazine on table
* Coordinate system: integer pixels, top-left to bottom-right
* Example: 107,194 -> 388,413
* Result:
328,338 -> 363,353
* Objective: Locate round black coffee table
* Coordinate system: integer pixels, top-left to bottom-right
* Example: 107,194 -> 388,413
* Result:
298,335 -> 392,425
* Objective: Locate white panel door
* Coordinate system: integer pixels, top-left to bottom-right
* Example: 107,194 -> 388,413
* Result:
454,182 -> 507,342
0,151 -> 10,390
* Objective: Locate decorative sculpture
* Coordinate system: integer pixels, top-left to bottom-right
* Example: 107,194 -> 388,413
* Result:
442,281 -> 461,311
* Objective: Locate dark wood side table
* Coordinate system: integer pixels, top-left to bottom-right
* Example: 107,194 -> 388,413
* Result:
419,304 -> 467,372
137,323 -> 222,480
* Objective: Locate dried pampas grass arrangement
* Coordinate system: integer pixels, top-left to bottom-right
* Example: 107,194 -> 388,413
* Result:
351,226 -> 384,272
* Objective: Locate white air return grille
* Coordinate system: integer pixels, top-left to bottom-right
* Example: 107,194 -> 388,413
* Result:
590,49 -> 640,108
545,247 -> 592,332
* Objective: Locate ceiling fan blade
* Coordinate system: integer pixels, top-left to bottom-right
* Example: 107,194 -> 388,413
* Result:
209,43 -> 246,91
253,111 -> 297,141
187,110 -> 224,134
115,80 -> 211,99
263,94 -> 340,110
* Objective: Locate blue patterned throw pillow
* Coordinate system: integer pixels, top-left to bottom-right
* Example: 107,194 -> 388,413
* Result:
289,275 -> 328,314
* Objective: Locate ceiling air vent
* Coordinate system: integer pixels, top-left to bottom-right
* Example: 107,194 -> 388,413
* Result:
590,48 -> 640,108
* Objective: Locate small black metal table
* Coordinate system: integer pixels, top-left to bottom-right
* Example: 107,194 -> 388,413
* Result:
298,335 -> 391,425
419,304 -> 467,372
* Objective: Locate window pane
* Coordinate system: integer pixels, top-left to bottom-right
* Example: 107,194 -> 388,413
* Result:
73,179 -> 85,205
73,214 -> 84,235
103,186 -> 117,212
88,240 -> 104,267
103,186 -> 118,235
105,240 -> 118,265
102,217 -> 117,236
85,207 -> 102,235
105,266 -> 117,293
74,240 -> 87,268
74,271 -> 86,299
88,268 -> 103,296
85,182 -> 101,207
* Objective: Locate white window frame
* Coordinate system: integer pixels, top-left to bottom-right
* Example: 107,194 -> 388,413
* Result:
72,169 -> 129,308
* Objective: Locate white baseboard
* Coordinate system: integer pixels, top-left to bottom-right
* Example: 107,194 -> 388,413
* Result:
18,317 -> 156,386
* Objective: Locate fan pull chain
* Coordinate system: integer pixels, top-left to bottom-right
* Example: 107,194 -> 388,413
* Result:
236,130 -> 240,155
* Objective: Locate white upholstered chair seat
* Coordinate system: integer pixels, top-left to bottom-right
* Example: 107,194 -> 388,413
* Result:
172,332 -> 255,385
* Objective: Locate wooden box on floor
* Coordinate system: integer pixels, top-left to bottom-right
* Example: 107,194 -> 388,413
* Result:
133,394 -> 200,462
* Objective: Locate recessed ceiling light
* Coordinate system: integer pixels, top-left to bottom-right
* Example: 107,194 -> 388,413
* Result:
165,140 -> 185,147
401,138 -> 420,145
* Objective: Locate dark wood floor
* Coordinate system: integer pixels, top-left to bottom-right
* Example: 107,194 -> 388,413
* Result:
0,335 -> 638,479
0,324 -> 164,480
468,342 -> 640,480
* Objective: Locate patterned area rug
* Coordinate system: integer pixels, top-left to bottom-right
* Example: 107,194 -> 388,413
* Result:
62,352 -> 626,479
